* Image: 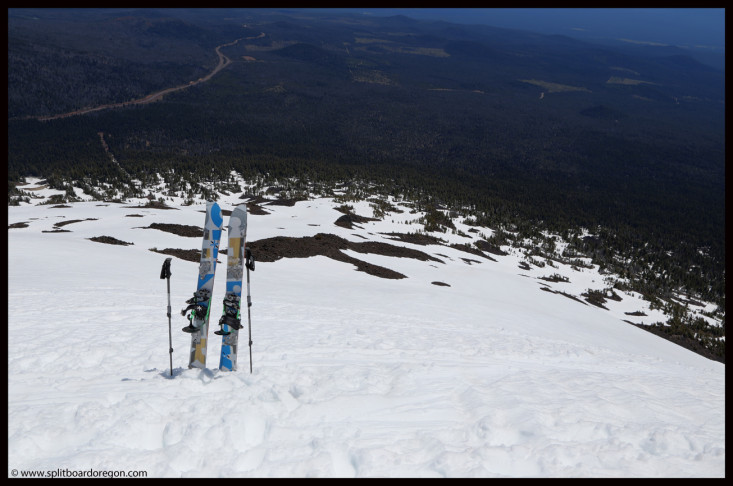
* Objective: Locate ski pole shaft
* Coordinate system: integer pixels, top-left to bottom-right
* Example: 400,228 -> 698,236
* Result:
160,258 -> 173,377
246,256 -> 253,374
167,277 -> 173,377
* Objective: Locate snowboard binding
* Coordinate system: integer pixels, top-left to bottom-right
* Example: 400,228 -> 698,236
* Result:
181,289 -> 211,333
214,293 -> 242,335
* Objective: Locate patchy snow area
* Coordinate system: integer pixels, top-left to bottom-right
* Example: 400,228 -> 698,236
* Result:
7,178 -> 724,477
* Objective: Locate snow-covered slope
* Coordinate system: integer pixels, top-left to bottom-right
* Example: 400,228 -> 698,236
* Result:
7,179 -> 725,477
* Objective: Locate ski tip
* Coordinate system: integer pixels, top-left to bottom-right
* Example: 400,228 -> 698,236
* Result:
209,201 -> 224,228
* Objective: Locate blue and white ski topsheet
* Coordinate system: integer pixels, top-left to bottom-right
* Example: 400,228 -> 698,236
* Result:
219,204 -> 248,371
188,201 -> 223,369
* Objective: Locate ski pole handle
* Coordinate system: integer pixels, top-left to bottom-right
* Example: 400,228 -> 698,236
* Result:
246,248 -> 255,272
160,257 -> 172,279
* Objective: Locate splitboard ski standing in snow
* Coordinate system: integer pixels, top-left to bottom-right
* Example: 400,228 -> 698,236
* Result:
215,203 -> 252,371
181,201 -> 224,369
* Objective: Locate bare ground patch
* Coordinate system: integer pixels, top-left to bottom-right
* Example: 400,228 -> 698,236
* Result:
88,236 -> 133,246
381,232 -> 498,263
450,243 -> 497,262
239,194 -> 273,204
475,239 -> 508,256
248,233 -> 444,279
625,310 -> 647,316
54,218 -> 98,228
266,197 -> 309,207
538,274 -> 570,283
334,213 -> 379,229
139,223 -> 202,237
149,248 -> 202,263
540,286 -> 588,305
124,201 -> 178,210
380,232 -> 446,246
582,289 -> 622,309
247,202 -> 271,215
24,184 -> 49,191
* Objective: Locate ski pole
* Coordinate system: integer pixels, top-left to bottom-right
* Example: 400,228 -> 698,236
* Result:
245,248 -> 255,374
160,257 -> 173,377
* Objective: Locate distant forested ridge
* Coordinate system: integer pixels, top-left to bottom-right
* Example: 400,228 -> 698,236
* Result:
8,8 -> 725,311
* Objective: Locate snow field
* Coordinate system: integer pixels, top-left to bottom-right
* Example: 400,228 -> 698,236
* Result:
7,191 -> 725,477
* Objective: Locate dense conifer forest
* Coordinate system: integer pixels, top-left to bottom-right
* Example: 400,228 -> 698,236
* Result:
8,9 -> 725,359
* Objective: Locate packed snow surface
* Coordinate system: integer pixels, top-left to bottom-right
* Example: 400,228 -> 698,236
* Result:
8,182 -> 725,477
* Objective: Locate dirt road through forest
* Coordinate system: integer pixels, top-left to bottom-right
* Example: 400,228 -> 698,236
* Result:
24,35 -> 257,122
